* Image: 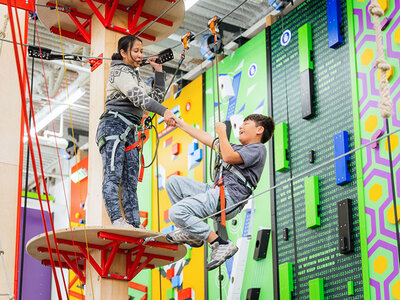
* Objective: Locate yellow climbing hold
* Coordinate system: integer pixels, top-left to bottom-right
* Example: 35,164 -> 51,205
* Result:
377,65 -> 394,82
373,255 -> 387,275
365,115 -> 378,133
387,205 -> 400,224
384,134 -> 399,152
361,49 -> 374,66
369,184 -> 383,202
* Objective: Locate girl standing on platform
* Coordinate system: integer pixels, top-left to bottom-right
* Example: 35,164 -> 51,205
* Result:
96,35 -> 176,228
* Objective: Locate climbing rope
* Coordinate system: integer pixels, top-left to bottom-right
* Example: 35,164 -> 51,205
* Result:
0,14 -> 9,54
53,0 -> 95,295
368,1 -> 392,118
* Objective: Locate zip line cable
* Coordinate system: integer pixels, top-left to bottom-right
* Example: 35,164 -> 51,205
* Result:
0,0 -> 251,61
144,127 -> 400,243
136,0 -> 182,37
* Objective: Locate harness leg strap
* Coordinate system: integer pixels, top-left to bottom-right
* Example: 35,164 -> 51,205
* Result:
216,178 -> 226,227
110,138 -> 121,172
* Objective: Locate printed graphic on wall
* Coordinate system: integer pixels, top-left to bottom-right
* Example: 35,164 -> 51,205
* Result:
351,0 -> 400,299
151,76 -> 205,300
205,30 -> 274,299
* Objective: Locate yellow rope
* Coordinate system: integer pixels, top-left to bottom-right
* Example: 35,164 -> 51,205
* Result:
53,1 -> 95,298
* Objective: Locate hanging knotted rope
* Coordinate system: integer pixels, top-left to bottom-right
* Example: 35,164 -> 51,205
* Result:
368,1 -> 392,118
0,14 -> 9,54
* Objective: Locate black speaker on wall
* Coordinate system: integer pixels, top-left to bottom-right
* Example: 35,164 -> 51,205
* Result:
246,288 -> 261,300
253,229 -> 271,260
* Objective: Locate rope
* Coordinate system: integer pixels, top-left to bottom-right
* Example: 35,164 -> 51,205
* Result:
144,127 -> 400,242
53,0 -> 95,295
5,1 -> 63,297
11,2 -> 70,296
32,16 -> 85,299
0,13 -> 9,54
368,1 -> 392,118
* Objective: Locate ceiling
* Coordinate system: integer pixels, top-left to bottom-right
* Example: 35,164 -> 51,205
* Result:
21,0 -> 282,190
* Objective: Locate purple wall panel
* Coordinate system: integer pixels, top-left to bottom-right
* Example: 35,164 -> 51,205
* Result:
19,207 -> 52,300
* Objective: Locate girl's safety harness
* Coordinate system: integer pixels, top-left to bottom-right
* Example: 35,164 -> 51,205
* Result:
97,110 -> 148,182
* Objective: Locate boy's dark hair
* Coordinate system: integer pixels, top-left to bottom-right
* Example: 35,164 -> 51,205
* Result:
111,35 -> 143,60
244,114 -> 275,143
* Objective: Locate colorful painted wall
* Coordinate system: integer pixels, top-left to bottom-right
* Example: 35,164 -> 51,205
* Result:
62,1 -> 400,299
204,30 -> 274,299
270,0 -> 364,298
151,76 -> 205,300
349,0 -> 400,298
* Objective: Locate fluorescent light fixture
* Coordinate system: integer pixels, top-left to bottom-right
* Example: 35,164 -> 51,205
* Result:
185,0 -> 200,11
24,88 -> 85,143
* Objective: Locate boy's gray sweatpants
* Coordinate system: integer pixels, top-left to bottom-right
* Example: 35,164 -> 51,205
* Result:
166,175 -> 240,240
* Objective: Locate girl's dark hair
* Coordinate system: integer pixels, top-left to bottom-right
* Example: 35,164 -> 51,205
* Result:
111,35 -> 143,60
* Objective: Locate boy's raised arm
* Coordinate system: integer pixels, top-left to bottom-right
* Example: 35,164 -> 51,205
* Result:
176,118 -> 215,148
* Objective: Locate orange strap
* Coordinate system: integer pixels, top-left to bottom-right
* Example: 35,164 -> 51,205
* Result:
125,141 -> 145,182
215,177 -> 226,227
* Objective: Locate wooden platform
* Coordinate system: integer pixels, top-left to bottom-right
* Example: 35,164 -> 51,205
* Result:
26,226 -> 187,281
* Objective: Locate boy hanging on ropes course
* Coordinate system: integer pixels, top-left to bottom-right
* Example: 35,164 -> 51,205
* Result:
165,114 -> 275,270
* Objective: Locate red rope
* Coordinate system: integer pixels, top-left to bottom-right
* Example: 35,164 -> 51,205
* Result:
6,2 -> 64,298
12,7 -> 71,298
33,16 -> 84,298
13,11 -> 29,299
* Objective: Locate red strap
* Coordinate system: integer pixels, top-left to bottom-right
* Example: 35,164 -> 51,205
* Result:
215,177 -> 226,227
125,141 -> 145,182
125,141 -> 141,152
138,154 -> 145,182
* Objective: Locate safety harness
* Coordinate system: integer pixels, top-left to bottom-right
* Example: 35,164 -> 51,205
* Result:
97,110 -> 148,182
214,160 -> 256,226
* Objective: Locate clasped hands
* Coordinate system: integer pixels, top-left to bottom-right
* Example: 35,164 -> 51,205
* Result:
163,109 -> 180,127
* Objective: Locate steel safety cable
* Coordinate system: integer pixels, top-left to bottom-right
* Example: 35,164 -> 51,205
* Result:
136,0 -> 182,37
11,3 -> 70,297
280,12 -> 300,296
0,0 -> 251,61
32,16 -> 86,299
53,0 -> 95,295
5,1 -> 63,297
385,120 -> 400,265
144,127 -> 400,242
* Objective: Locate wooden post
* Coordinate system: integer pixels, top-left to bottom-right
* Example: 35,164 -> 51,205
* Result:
85,6 -> 129,299
0,6 -> 25,297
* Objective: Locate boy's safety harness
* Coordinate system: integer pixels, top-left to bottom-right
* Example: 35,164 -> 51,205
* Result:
214,158 -> 256,226
97,110 -> 148,182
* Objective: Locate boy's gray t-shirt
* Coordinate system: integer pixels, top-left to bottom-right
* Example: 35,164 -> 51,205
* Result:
218,142 -> 266,202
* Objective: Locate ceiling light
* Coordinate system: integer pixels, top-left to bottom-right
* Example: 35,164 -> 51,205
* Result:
24,88 -> 85,142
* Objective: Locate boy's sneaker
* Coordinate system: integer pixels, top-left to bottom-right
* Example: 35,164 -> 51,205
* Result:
206,240 -> 238,271
166,230 -> 204,248
112,218 -> 132,228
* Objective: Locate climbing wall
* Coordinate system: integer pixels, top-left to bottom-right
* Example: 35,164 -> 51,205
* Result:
350,0 -> 400,299
204,31 -> 274,299
270,0 -> 363,298
151,76 -> 205,300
